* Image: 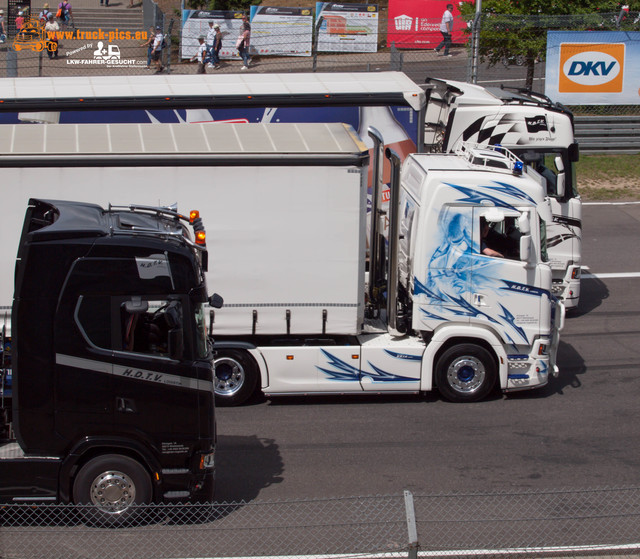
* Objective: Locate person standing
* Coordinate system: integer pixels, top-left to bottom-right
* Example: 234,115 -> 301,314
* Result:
57,0 -> 72,27
236,14 -> 251,70
190,35 -> 207,74
205,21 -> 216,68
39,3 -> 51,22
45,12 -> 59,58
0,10 -> 6,44
434,3 -> 454,57
211,23 -> 222,69
15,11 -> 25,38
151,26 -> 164,73
140,25 -> 155,69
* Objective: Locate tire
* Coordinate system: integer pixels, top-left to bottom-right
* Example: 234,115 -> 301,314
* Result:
214,349 -> 258,406
73,454 -> 152,525
435,344 -> 497,403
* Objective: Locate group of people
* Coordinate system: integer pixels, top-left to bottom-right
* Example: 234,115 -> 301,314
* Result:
190,14 -> 251,74
2,1 -> 72,56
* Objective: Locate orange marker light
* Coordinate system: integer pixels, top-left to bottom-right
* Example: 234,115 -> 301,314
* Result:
195,230 -> 206,245
190,210 -> 200,223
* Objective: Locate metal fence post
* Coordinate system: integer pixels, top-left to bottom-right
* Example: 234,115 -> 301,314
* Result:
312,15 -> 323,72
403,490 -> 418,559
7,49 -> 17,77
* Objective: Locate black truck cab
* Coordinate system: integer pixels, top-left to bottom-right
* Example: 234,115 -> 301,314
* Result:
0,199 -> 218,520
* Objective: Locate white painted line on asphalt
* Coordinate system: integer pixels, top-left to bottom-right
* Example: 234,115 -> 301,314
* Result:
583,200 -> 640,206
582,271 -> 640,279
179,541 -> 640,559
416,542 -> 640,556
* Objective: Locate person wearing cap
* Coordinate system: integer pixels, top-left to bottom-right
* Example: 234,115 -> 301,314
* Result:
205,21 -> 216,67
0,9 -> 6,44
45,11 -> 60,58
210,23 -> 222,69
190,35 -> 207,74
39,3 -> 51,22
151,26 -> 164,73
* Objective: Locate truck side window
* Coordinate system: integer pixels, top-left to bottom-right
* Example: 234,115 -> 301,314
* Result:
479,218 -> 520,260
120,298 -> 183,358
75,296 -> 111,350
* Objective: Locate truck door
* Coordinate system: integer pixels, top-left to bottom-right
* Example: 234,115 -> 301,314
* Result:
54,269 -> 115,446
470,208 -> 545,349
413,205 -> 475,332
111,295 -> 201,447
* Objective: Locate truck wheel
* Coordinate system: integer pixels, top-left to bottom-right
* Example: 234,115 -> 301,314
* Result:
73,454 -> 152,525
436,344 -> 497,403
214,350 -> 258,406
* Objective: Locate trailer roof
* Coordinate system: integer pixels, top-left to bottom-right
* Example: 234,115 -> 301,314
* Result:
0,122 -> 369,167
0,72 -> 426,112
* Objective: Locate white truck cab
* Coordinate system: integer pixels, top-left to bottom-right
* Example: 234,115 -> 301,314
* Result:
394,143 -> 563,400
424,78 -> 581,309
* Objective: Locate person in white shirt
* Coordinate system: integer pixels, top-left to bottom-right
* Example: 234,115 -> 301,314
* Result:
205,21 -> 216,67
151,26 -> 164,73
190,35 -> 207,74
45,12 -> 59,58
435,4 -> 454,57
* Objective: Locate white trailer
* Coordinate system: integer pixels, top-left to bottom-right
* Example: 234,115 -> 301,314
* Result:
423,78 -> 582,309
0,122 -> 562,405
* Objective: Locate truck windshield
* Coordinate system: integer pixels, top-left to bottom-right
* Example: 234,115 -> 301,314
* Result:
522,150 -> 576,200
194,303 -> 209,359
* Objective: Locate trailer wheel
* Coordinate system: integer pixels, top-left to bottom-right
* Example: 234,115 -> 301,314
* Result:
214,349 -> 258,406
435,344 -> 497,403
73,454 -> 152,525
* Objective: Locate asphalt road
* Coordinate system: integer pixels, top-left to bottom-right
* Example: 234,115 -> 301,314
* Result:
213,201 -> 640,504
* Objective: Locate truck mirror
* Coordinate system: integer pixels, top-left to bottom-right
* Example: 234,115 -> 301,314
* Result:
209,293 -> 224,309
124,298 -> 149,314
168,328 -> 184,360
518,212 -> 531,235
555,155 -> 566,198
483,208 -> 505,223
520,235 -> 532,263
164,301 -> 182,329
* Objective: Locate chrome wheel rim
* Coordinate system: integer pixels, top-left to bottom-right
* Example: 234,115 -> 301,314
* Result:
214,357 -> 245,397
89,470 -> 136,513
446,356 -> 486,394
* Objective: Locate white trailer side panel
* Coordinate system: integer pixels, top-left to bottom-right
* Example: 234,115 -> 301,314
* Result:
0,122 -> 368,336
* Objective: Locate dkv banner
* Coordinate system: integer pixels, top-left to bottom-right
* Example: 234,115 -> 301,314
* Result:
387,0 -> 468,49
545,31 -> 640,105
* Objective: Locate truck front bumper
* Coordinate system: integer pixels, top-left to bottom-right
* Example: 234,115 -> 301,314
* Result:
505,299 -> 564,392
